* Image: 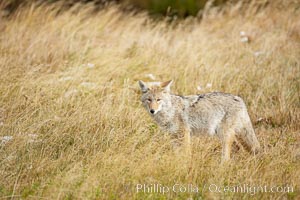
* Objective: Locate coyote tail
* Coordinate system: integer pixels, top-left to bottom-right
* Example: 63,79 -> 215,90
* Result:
236,124 -> 260,154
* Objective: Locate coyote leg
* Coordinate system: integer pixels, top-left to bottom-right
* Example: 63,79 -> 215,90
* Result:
221,130 -> 235,163
183,126 -> 191,158
183,126 -> 193,184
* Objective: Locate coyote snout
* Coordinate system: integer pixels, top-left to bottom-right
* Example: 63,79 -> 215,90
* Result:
145,98 -> 161,115
138,80 -> 260,162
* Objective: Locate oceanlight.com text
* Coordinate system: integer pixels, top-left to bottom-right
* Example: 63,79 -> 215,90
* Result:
207,184 -> 294,195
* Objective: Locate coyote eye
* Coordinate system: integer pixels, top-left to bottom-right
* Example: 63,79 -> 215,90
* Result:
157,99 -> 161,102
147,99 -> 152,102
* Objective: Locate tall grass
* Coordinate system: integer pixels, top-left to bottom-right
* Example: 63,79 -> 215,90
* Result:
0,2 -> 299,199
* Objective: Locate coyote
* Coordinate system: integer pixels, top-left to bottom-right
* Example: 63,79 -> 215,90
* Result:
138,80 -> 260,162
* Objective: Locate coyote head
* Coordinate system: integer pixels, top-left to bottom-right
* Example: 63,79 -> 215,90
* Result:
138,80 -> 173,115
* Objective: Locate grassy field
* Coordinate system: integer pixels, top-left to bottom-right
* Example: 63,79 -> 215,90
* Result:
0,2 -> 299,199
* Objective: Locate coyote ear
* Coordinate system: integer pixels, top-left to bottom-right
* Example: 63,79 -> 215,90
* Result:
138,80 -> 148,93
160,80 -> 173,92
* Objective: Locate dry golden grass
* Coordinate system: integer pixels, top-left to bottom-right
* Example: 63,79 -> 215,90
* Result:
0,2 -> 299,199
